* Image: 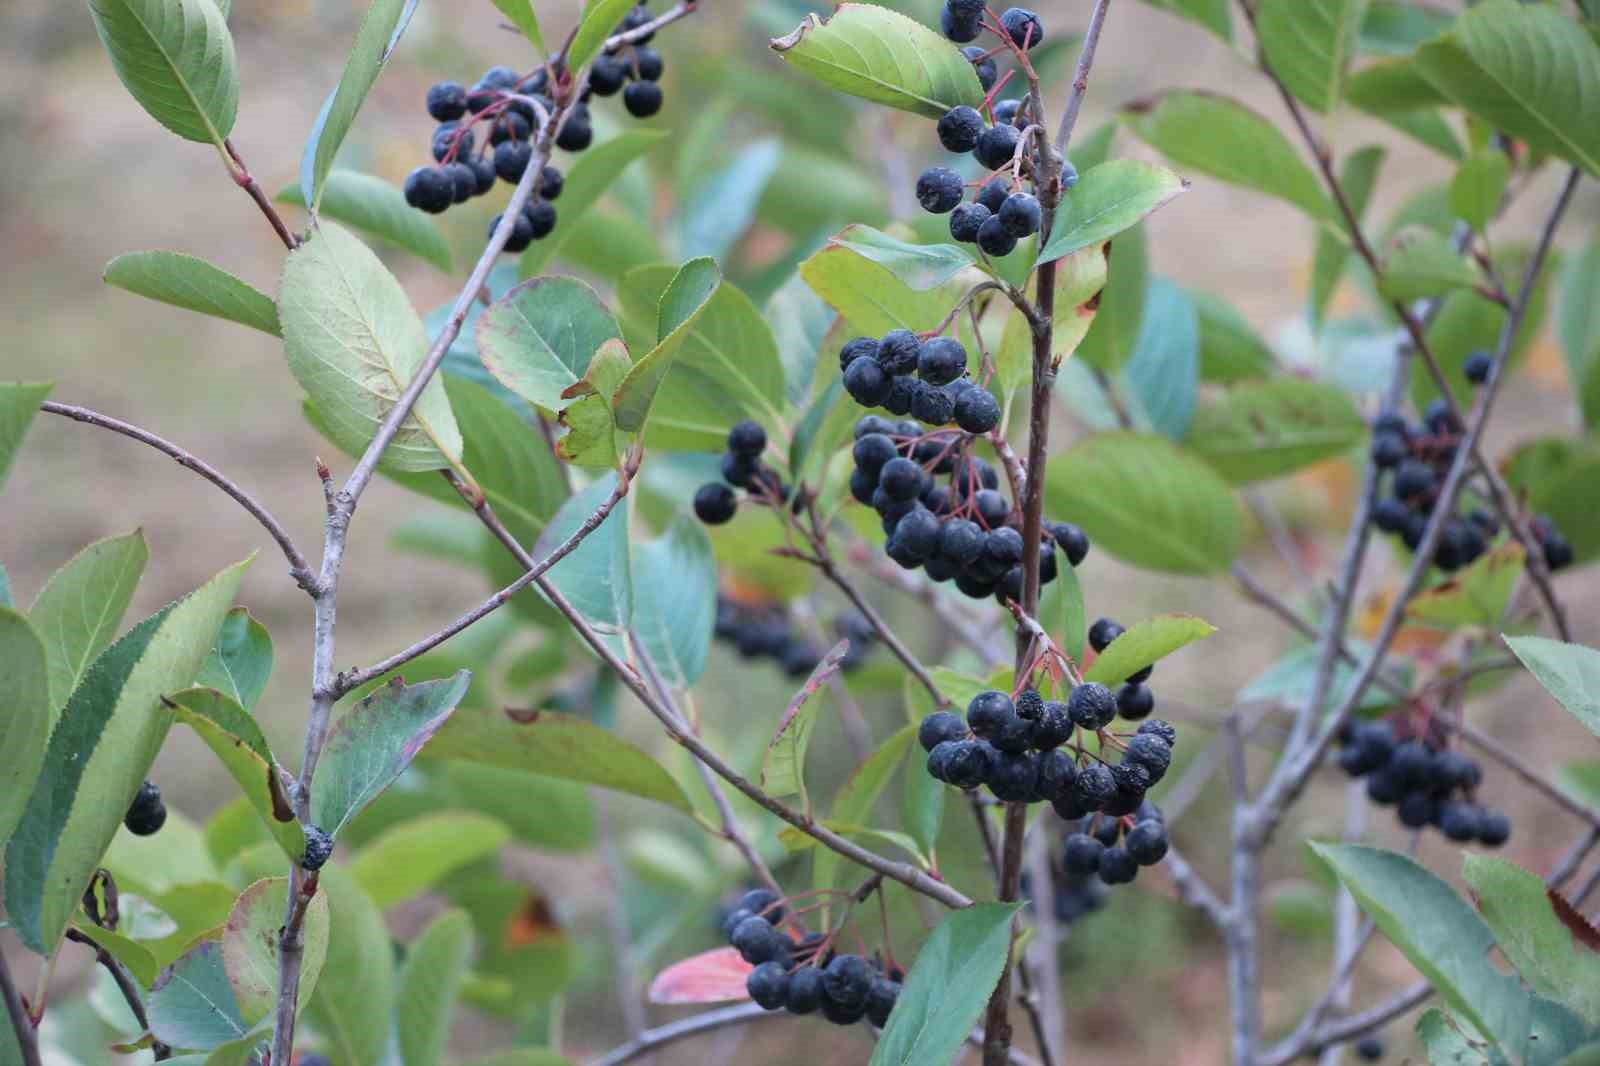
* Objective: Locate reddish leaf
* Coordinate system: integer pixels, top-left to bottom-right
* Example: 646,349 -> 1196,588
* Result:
1548,887 -> 1600,953
648,946 -> 753,1004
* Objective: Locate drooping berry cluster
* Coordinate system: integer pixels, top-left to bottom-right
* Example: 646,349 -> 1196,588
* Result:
839,330 -> 999,433
1086,617 -> 1161,721
1021,866 -> 1107,926
692,420 -> 792,526
713,599 -> 877,678
849,414 -> 1089,604
1368,397 -> 1572,573
1060,801 -> 1170,887
123,779 -> 166,837
918,678 -> 1177,820
401,4 -> 665,253
722,890 -> 901,1028
1336,718 -> 1510,846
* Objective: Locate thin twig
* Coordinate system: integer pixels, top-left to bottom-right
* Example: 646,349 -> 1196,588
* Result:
1053,0 -> 1114,155
588,1003 -> 772,1066
64,929 -> 170,1059
0,951 -> 40,1066
223,139 -> 299,250
39,401 -> 316,592
1162,842 -> 1231,929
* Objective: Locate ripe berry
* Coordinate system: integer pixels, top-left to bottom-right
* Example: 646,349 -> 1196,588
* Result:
1124,733 -> 1172,779
852,432 -> 898,474
1098,846 -> 1138,884
1034,749 -> 1076,801
426,81 -> 468,122
468,156 -> 497,195
445,162 -> 477,203
1463,349 -> 1492,384
301,825 -> 335,871
537,165 -> 564,199
1392,459 -> 1436,500
404,166 -> 453,214
953,387 -> 1001,434
844,356 -> 893,406
1544,531 -> 1574,571
937,106 -> 985,153
490,211 -> 536,253
1116,683 -> 1154,720
624,81 -> 664,117
525,199 -> 558,239
962,46 -> 998,91
823,954 -> 873,1010
1477,808 -> 1511,847
747,961 -> 790,1010
918,338 -> 968,385
1063,833 -> 1104,874
494,140 -> 534,183
947,740 -> 995,789
947,0 -> 986,17
727,420 -> 767,457
1371,431 -> 1407,468
878,330 -> 923,375
615,4 -> 656,43
1033,701 -> 1073,749
124,780 -> 167,836
1068,683 -> 1117,730
993,98 -> 1023,127
1397,791 -> 1436,828
556,116 -> 594,151
977,215 -> 1019,257
879,457 -> 926,501
737,888 -> 783,923
967,690 -> 1015,737
731,915 -> 786,964
694,483 -> 737,524
1438,801 -> 1481,842
1424,397 -> 1461,434
1125,819 -> 1169,866
916,166 -> 965,214
974,124 -> 1022,170
1050,521 -> 1090,566
940,3 -> 982,42
1138,719 -> 1178,746
841,337 -> 881,372
590,55 -> 629,96
973,489 -> 1011,528
910,381 -> 955,425
1371,497 -> 1411,533
949,202 -> 991,244
865,977 -> 900,1027
976,178 -> 1010,214
895,507 -> 943,558
488,111 -> 531,146
1356,1036 -> 1383,1061
985,526 -> 1024,569
634,47 -> 665,81
919,711 -> 969,752
1074,763 -> 1116,809
721,452 -> 756,489
987,751 -> 1037,799
1087,618 -> 1124,653
786,967 -> 824,1014
991,711 -> 1036,755
1000,7 -> 1045,48
998,193 -> 1042,237
939,519 -> 984,567
432,122 -> 473,162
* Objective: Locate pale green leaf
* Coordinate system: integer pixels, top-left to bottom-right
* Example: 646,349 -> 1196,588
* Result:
1451,150 -> 1511,234
104,252 -> 280,335
534,472 -> 632,636
478,276 -> 624,413
614,258 -> 723,433
519,130 -> 668,279
1038,159 -> 1189,265
1185,378 -> 1366,484
1310,146 -> 1384,326
763,643 -> 851,801
347,812 -> 510,910
1138,0 -> 1231,40
1504,635 -> 1600,741
568,0 -> 634,70
1407,542 -> 1525,629
1083,614 -> 1217,686
0,382 -> 52,495
307,864 -> 395,1066
491,0 -> 543,52
1463,854 -> 1600,1026
815,724 -> 916,901
0,609 -> 50,848
829,225 -> 975,291
277,171 -> 451,272
194,607 -> 272,711
222,877 -> 330,1024
28,529 -> 149,714
1379,227 -> 1486,303
395,909 -> 474,1066
632,514 -> 716,689
147,939 -> 248,1051
1257,0 -> 1370,113
87,0 -> 238,145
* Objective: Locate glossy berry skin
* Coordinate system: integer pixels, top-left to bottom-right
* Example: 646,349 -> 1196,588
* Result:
992,98 -> 1023,127
1477,809 -> 1511,847
919,711 -> 969,752
919,337 -> 967,385
785,967 -> 824,1014
962,46 -> 998,90
1000,7 -> 1045,48
1463,350 -> 1493,384
633,47 -> 665,81
301,825 -> 335,871
967,690 -> 1015,737
124,781 -> 167,836
949,202 -> 990,243
737,888 -> 783,924
468,156 -> 497,195
844,357 -> 893,406
445,162 -> 477,203
731,916 -> 786,964
488,111 -> 531,145
954,387 -> 1001,434
494,140 -> 533,183
1068,683 -> 1117,730
728,420 -> 767,457
1370,431 -> 1407,468
624,81 -> 664,117
973,489 -> 1010,528
404,166 -> 453,214
432,122 -> 472,162
556,117 -> 593,152
589,55 -> 629,95
748,962 -> 790,1010
866,977 -> 900,1028
535,165 -> 564,199
1371,497 -> 1410,533
525,199 -> 558,239
940,519 -> 985,567
1050,522 -> 1090,566
879,457 -> 925,501
974,124 -> 1022,170
977,215 -> 1018,256
938,106 -> 985,153
852,432 -> 899,473
1087,617 -> 1125,653
1393,459 -> 1436,501
998,193 -> 1042,237
426,81 -> 469,121
1074,763 -> 1117,809
823,955 -> 873,1010
916,166 -> 966,213
693,483 -> 737,525
490,211 -> 536,254
976,178 -> 1010,214
1125,819 -> 1169,865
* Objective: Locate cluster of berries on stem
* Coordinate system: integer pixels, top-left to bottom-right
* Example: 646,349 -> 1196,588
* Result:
839,329 -> 998,432
1336,715 -> 1510,846
692,420 -> 792,526
713,599 -> 877,679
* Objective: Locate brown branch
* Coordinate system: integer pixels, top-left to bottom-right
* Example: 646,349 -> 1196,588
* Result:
65,929 -> 170,1059
0,952 -> 39,1066
39,401 -> 317,593
222,140 -> 299,250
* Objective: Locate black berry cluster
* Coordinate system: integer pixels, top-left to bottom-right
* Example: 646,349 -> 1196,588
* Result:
1368,399 -> 1572,573
713,599 -> 877,678
1021,867 -> 1107,926
1086,617 -> 1161,721
401,4 -> 665,253
123,779 -> 166,837
692,420 -> 791,526
839,330 -> 998,433
1060,801 -> 1170,887
918,678 -> 1178,821
848,414 -> 1089,604
722,890 -> 901,1028
1336,718 -> 1510,846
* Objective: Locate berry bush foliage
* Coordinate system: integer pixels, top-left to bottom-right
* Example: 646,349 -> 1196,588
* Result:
4,1 -> 1600,1066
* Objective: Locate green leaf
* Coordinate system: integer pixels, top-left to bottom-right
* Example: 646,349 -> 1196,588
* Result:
1463,854 -> 1600,1026
436,374 -> 569,546
280,222 -> 464,474
462,1053 -> 574,1066
28,529 -> 149,714
348,812 -> 509,911
1379,227 -> 1486,302
1185,378 -> 1366,484
223,877 -> 330,1024
1360,2 -> 1453,55
869,903 -> 1022,1066
769,3 -> 984,120
311,673 -> 470,839
799,241 -> 965,336
0,608 -> 50,848
169,687 -> 304,862
1256,0 -> 1370,113
1072,224 -> 1147,373
1504,635 -> 1600,742
1559,243 -> 1600,431
425,707 -> 693,812
490,0 -> 543,52
1038,160 -> 1189,265
534,472 -> 633,636
1310,146 -> 1384,326
1555,1046 -> 1600,1066
568,0 -> 635,70
478,277 -> 623,413
443,764 -> 592,852
0,381 -> 53,496
763,642 -> 851,801
1138,0 -> 1231,40
828,225 -> 976,291
1407,542 -> 1525,629
1039,558 -> 1086,664
307,864 -> 395,1066
1123,92 -> 1336,221
395,909 -> 473,1066
1416,1008 -> 1498,1066
195,608 -> 272,711
767,270 -> 834,405
1309,842 -> 1543,1059
1416,0 -> 1600,177
675,139 -> 783,262
1193,290 -> 1274,381
1503,436 -> 1600,566
998,244 -> 1110,391
815,724 -> 917,900
519,130 -> 668,278
4,557 -> 247,956
103,252 -> 280,335
901,733 -> 946,862
72,921 -> 160,988
1044,432 -> 1241,574
87,0 -> 238,146
204,796 -> 268,868
614,258 -> 723,433
555,339 -> 632,468
276,171 -> 451,272
1120,277 -> 1199,439
147,939 -> 249,1051
1083,615 -> 1217,686
615,267 -> 788,450
300,0 -> 418,208
632,514 -> 716,689
1451,150 -> 1511,234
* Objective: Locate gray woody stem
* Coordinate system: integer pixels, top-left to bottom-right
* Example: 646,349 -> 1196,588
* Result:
0,952 -> 40,1066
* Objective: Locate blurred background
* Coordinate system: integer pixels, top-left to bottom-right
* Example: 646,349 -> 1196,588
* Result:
2,0 -> 1597,1063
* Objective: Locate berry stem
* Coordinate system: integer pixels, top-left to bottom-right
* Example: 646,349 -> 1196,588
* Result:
222,139 -> 300,250
0,953 -> 39,1066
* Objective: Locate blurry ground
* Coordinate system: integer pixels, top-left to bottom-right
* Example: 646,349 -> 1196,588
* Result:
2,1 -> 1597,1064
